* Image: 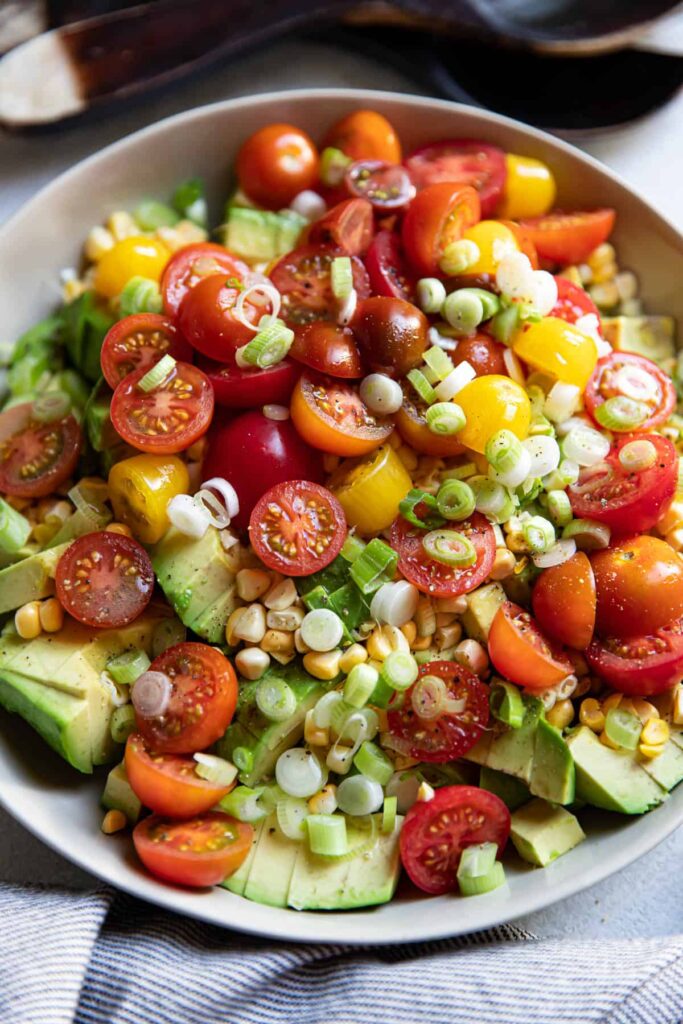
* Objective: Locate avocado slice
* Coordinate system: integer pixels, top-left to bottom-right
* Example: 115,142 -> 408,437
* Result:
101,762 -> 142,824
640,739 -> 683,792
189,590 -> 240,646
220,207 -> 306,263
221,818 -> 265,896
461,582 -> 506,643
602,315 -> 676,365
479,766 -> 530,811
0,544 -> 69,613
243,814 -> 300,908
0,669 -> 92,773
566,726 -> 667,814
483,697 -> 543,783
530,718 -> 575,806
510,798 -> 586,867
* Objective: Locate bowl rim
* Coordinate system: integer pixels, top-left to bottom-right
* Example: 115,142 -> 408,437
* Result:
1,87 -> 682,944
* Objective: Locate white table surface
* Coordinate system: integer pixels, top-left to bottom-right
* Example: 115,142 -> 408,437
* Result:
0,38 -> 682,940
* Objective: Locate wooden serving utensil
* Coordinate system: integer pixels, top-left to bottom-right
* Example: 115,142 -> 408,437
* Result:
0,0 -> 679,130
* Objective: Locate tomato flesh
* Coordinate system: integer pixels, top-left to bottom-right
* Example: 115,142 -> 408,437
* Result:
584,351 -> 676,433
270,244 -> 370,330
402,183 -> 481,278
55,531 -> 154,628
196,355 -> 299,408
532,551 -> 596,650
551,276 -> 600,325
390,510 -> 495,599
400,785 -> 510,895
100,313 -> 192,389
161,243 -> 250,317
591,535 -> 683,640
0,403 -> 82,498
488,601 -> 573,691
289,322 -> 364,378
177,273 -> 263,364
307,198 -> 374,256
249,480 -> 346,576
587,618 -> 683,697
394,384 -> 465,457
290,371 -> 393,457
125,734 -> 233,818
364,230 -> 416,302
344,160 -> 415,212
519,209 -> 615,265
404,139 -> 506,218
133,812 -> 253,888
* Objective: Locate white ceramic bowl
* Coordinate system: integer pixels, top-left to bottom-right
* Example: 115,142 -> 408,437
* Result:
1,89 -> 682,945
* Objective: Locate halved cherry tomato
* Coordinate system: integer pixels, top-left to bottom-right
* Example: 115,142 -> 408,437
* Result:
452,332 -> 506,377
364,230 -> 416,302
307,198 -> 374,256
584,352 -> 676,433
395,383 -> 465,457
591,535 -> 683,639
568,433 -> 677,535
551,276 -> 600,324
177,273 -> 263,364
270,243 -> 370,330
290,371 -> 393,457
404,139 -> 506,218
55,531 -> 154,628
352,296 -> 428,377
323,110 -> 402,164
108,453 -> 189,545
586,618 -> 683,698
400,785 -> 510,895
100,313 -> 193,389
136,642 -> 238,754
111,361 -> 213,455
289,322 -> 364,378
196,355 -> 300,408
133,812 -> 252,888
161,242 -> 250,317
344,160 -> 415,212
0,403 -> 82,498
503,220 -> 539,270
390,509 -> 495,598
125,734 -> 233,818
249,480 -> 346,576
519,209 -> 616,265
402,183 -> 481,278
532,551 -> 596,650
488,601 -> 573,691
388,661 -> 489,764
236,123 -> 319,209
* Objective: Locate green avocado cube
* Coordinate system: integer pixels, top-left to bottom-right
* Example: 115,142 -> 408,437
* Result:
0,669 -> 92,773
530,717 -> 575,806
511,798 -> 585,867
479,766 -> 531,811
566,726 -> 667,814
640,739 -> 683,792
222,819 -> 265,896
0,544 -> 68,613
243,815 -> 300,908
101,762 -> 142,824
602,315 -> 676,365
461,582 -> 506,643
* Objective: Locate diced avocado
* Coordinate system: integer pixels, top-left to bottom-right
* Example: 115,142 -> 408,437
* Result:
531,718 -> 575,806
566,725 -> 667,814
101,762 -> 142,824
220,206 -> 306,262
0,544 -> 69,613
221,818 -> 265,896
479,766 -> 531,811
189,590 -> 239,646
482,697 -> 543,783
602,315 -> 676,365
84,379 -> 118,453
640,739 -> 683,792
461,582 -> 506,643
0,669 -> 92,773
670,727 -> 683,752
47,504 -> 112,548
243,815 -> 300,908
510,798 -> 586,867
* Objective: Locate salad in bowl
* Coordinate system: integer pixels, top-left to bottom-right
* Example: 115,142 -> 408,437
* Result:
0,107 -> 681,911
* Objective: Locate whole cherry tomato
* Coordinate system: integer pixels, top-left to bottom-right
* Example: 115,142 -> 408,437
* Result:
452,332 -> 506,377
352,296 -> 428,377
532,551 -> 596,650
591,535 -> 683,639
177,273 -> 264,364
323,109 -> 402,163
236,123 -> 319,209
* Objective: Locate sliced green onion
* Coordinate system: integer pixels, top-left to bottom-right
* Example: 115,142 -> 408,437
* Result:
486,429 -> 524,475
320,146 -> 352,186
138,354 -> 176,392
107,650 -> 151,686
0,498 -> 31,554
359,373 -> 403,415
443,461 -> 478,481
489,302 -> 521,345
172,177 -> 208,226
344,663 -> 379,709
301,608 -> 344,652
523,515 -> 555,554
423,345 -> 455,381
471,477 -> 507,518
340,533 -> 366,563
442,289 -> 484,335
382,795 -> 398,834
436,479 -> 476,521
337,776 -> 384,816
439,238 -> 481,276
110,705 -> 136,744
458,841 -> 498,878
32,391 -> 71,423
426,401 -> 466,436
423,529 -> 477,567
604,706 -> 641,750
194,753 -> 238,787
238,319 -> 294,369
399,488 -> 445,530
256,677 -> 297,721
562,518 -> 611,550
119,276 -> 163,317
368,674 -> 397,710
133,199 -> 179,231
416,278 -> 447,314
562,425 -> 611,467
490,679 -> 525,729
407,368 -> 437,404
595,395 -> 649,431
276,796 -> 310,840
458,860 -> 506,896
546,490 -> 573,528
353,740 -> 394,786
276,748 -> 324,798
220,785 -> 269,822
380,650 -> 419,692
307,814 -> 348,856
349,538 -> 398,594
543,458 -> 580,491
232,746 -> 254,775
331,255 -> 354,300
618,438 -> 657,472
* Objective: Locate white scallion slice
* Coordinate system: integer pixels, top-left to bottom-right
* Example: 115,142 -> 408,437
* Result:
137,355 -> 176,392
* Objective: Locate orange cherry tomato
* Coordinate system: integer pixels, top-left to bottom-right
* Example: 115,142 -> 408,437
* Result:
519,209 -> 616,265
323,109 -> 402,163
125,734 -> 233,818
290,371 -> 393,456
133,812 -> 253,888
591,535 -> 683,640
402,183 -> 481,278
236,123 -> 319,209
531,552 -> 596,650
500,220 -> 539,269
488,601 -> 573,691
395,383 -> 465,457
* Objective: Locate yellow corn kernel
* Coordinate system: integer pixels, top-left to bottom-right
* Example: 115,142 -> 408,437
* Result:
489,548 -> 516,580
589,282 -> 619,308
102,809 -> 127,834
591,261 -> 618,285
266,607 -> 304,632
434,595 -> 468,615
236,569 -> 275,606
393,754 -> 421,771
107,210 -> 138,242
673,685 -> 683,726
572,676 -> 592,699
308,784 -> 338,815
599,729 -> 621,750
31,523 -> 59,546
225,607 -> 247,646
547,698 -> 574,731
665,528 -> 683,553
435,623 -> 463,651
15,602 -> 42,640
602,692 -> 623,713
415,597 -> 436,638
579,698 -> 605,732
304,709 -> 329,747
655,499 -> 683,536
400,621 -> 417,647
84,225 -> 115,262
559,265 -> 582,287
339,643 -> 368,674
260,628 -> 295,656
396,446 -> 419,472
366,624 -> 409,661
435,612 -> 456,628
303,650 -> 342,681
588,243 -> 616,270
39,598 -> 64,634
106,522 -> 133,537
411,635 -> 433,652
294,628 -> 310,655
506,532 -> 528,554
577,263 -> 593,285
263,578 -> 297,611
641,718 -> 669,747
63,278 -> 87,302
373,708 -> 389,733
638,742 -> 666,760
454,638 -> 488,676
234,647 -> 270,681
629,698 -> 659,724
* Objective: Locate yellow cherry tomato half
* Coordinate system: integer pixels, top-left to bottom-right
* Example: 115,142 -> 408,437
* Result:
461,220 -> 521,277
497,154 -> 556,220
108,453 -> 189,544
329,443 -> 413,536
94,237 -> 170,299
455,374 -> 531,454
513,316 -> 599,391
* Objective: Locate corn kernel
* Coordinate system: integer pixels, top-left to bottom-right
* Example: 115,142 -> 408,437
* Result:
260,629 -> 295,656
225,607 -> 247,646
641,718 -> 669,747
572,676 -> 592,699
339,643 -> 368,674
396,446 -> 419,472
434,595 -> 468,615
579,698 -> 605,732
15,602 -> 42,640
393,754 -> 421,771
373,708 -> 389,733
400,621 -> 417,647
630,698 -> 659,724
31,523 -> 59,546
638,742 -> 666,760
589,282 -> 619,309
63,278 -> 87,302
600,729 -> 621,750
294,628 -> 310,655
107,210 -> 138,241
591,261 -> 617,284
588,242 -> 616,269
102,809 -> 127,834
84,225 -> 115,262
547,698 -> 574,730
233,603 -> 266,644
490,548 -> 516,580
665,528 -> 683,553
415,597 -> 436,637
304,709 -> 329,746
411,634 -> 433,651
614,270 -> 638,302
434,612 -> 456,628
303,649 -> 342,681
39,598 -> 64,634
602,692 -> 623,712
435,623 -> 462,651
454,638 -> 488,676
267,606 -> 304,632
234,647 -> 270,681
308,784 -> 337,815
263,578 -> 297,611
417,781 -> 435,802
235,568 -> 270,603
270,650 -> 296,666
577,263 -> 593,284
106,522 -> 133,537
658,499 -> 683,535
366,624 -> 409,661
559,265 -> 582,287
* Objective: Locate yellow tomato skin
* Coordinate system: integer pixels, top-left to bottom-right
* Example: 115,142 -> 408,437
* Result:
456,374 -> 531,454
462,220 -> 520,276
94,236 -> 169,299
329,444 -> 412,535
108,454 -> 189,544
497,155 -> 556,220
512,316 -> 599,391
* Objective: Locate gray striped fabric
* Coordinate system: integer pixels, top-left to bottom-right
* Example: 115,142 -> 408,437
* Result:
1,883 -> 682,1024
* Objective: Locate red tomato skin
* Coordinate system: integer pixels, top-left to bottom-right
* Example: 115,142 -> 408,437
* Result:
402,182 -> 481,278
452,332 -> 507,377
0,404 -> 82,499
133,812 -> 253,888
591,535 -> 683,639
177,274 -> 259,364
404,139 -> 507,217
551,276 -> 600,325
584,352 -> 676,434
270,243 -> 370,329
289,322 -> 364,378
519,209 -> 616,265
100,314 -> 193,390
390,512 -> 495,599
249,480 -> 346,576
488,602 -> 573,691
197,356 -> 300,409
161,243 -> 250,318
531,552 -> 596,650
202,409 -> 324,531
307,198 -> 374,255
364,230 -> 416,302
236,123 -> 319,209
125,734 -> 231,818
586,619 -> 683,697
351,296 -> 428,378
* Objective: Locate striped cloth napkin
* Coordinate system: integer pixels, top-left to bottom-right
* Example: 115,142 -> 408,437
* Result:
1,883 -> 682,1024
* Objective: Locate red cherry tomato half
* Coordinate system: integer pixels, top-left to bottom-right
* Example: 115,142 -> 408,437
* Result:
289,322 -> 364,378
402,182 -> 481,278
519,209 -> 616,265
584,351 -> 676,434
364,230 -> 416,302
125,734 -> 233,818
551,276 -> 600,325
133,812 -> 253,888
488,601 -> 573,691
196,355 -> 300,409
591,535 -> 683,640
269,243 -> 370,329
587,617 -> 683,697
307,198 -> 374,256
387,660 -> 489,764
0,403 -> 82,498
452,331 -> 506,377
532,551 -> 596,650
55,531 -> 154,628
100,313 -> 193,389
161,242 -> 250,318
249,480 -> 346,576
344,160 -> 415,212
390,509 -> 495,599
400,785 -> 510,895
568,433 -> 677,536
111,360 -> 214,455
202,408 -> 324,531
404,139 -> 507,218
135,642 -> 238,754
177,273 -> 264,364
236,123 -> 319,210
